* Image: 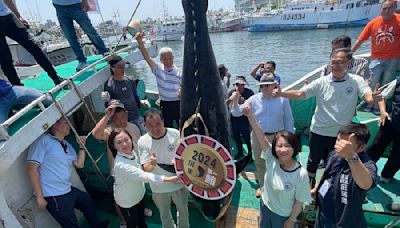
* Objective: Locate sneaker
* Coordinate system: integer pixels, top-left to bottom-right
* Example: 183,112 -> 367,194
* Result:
53,76 -> 65,85
372,108 -> 381,115
380,176 -> 393,184
318,159 -> 326,169
387,203 -> 400,212
144,208 -> 153,217
76,62 -> 90,72
363,106 -> 373,112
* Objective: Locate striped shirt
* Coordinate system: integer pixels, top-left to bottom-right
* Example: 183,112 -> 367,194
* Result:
152,63 -> 181,101
321,57 -> 370,80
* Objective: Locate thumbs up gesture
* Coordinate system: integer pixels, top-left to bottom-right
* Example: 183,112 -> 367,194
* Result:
334,133 -> 357,160
150,153 -> 158,166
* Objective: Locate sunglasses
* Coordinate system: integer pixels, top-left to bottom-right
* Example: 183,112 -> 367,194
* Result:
260,84 -> 277,88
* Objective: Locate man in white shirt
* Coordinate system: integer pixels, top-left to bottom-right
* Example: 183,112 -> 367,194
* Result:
138,109 -> 189,228
273,48 -> 383,187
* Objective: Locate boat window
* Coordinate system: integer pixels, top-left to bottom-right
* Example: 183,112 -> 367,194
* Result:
356,1 -> 366,7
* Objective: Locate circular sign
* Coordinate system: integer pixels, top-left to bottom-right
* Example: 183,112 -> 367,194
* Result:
174,134 -> 236,200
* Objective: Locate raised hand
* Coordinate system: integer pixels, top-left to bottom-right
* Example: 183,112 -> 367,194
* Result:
241,104 -> 252,116
106,105 -> 116,118
334,133 -> 357,160
135,31 -> 145,42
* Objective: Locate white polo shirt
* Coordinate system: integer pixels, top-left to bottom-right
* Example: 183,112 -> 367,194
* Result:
302,73 -> 371,137
138,128 -> 183,193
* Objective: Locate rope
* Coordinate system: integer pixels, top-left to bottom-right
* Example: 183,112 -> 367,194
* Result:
47,88 -> 108,188
68,80 -> 97,125
109,0 -> 143,55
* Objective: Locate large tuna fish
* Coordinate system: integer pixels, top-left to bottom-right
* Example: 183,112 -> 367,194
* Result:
179,0 -> 250,222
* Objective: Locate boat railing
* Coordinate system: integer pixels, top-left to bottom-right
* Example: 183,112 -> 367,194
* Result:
0,45 -> 134,140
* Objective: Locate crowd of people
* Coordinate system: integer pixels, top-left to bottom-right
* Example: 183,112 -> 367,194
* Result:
0,0 -> 398,227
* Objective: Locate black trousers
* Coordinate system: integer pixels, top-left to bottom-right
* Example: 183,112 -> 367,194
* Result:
367,121 -> 400,179
45,187 -> 102,228
0,14 -> 60,85
307,132 -> 336,177
160,100 -> 180,128
119,199 -> 147,228
231,118 -> 252,157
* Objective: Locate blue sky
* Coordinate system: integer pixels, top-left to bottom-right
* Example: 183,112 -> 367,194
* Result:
16,0 -> 235,25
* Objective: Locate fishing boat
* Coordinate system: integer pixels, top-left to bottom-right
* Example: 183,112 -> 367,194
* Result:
1,45 -> 399,227
150,18 -> 185,42
247,0 -> 381,32
0,41 -> 158,228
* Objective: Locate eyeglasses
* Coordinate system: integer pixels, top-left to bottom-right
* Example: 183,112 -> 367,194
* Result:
330,60 -> 347,65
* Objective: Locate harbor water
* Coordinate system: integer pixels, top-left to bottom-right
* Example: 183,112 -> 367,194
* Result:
131,27 -> 371,92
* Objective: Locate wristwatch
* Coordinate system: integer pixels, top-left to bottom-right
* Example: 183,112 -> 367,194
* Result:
346,154 -> 360,164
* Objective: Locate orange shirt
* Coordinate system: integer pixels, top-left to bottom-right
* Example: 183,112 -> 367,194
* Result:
358,14 -> 400,59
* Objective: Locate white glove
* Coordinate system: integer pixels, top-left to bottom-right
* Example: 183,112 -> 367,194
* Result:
140,99 -> 151,108
101,91 -> 110,102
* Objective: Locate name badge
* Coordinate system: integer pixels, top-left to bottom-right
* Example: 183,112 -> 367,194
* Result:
318,179 -> 331,198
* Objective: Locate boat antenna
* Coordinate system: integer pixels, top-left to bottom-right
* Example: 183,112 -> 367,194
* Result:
109,0 -> 143,55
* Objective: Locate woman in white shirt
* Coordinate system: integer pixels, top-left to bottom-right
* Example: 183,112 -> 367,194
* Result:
108,129 -> 178,228
242,105 -> 311,228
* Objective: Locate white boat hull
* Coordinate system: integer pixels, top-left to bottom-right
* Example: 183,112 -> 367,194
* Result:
0,43 -> 158,227
248,2 -> 381,32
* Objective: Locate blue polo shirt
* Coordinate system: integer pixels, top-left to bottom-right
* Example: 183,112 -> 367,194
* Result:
0,0 -> 11,16
27,133 -> 77,197
52,0 -> 81,6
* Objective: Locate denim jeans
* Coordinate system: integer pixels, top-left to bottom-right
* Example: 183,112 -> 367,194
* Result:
54,3 -> 108,63
369,58 -> 399,89
0,86 -> 52,125
0,14 -> 60,85
129,115 -> 147,135
259,198 -> 293,228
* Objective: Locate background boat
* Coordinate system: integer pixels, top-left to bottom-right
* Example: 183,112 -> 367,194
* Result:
247,0 -> 381,32
150,18 -> 185,42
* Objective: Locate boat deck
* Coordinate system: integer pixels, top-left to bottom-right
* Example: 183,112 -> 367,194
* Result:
2,51 -> 400,227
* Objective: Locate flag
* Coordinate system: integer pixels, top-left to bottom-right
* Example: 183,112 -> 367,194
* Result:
87,0 -> 101,14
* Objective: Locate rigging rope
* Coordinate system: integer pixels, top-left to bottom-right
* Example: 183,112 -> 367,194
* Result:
109,0 -> 143,55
